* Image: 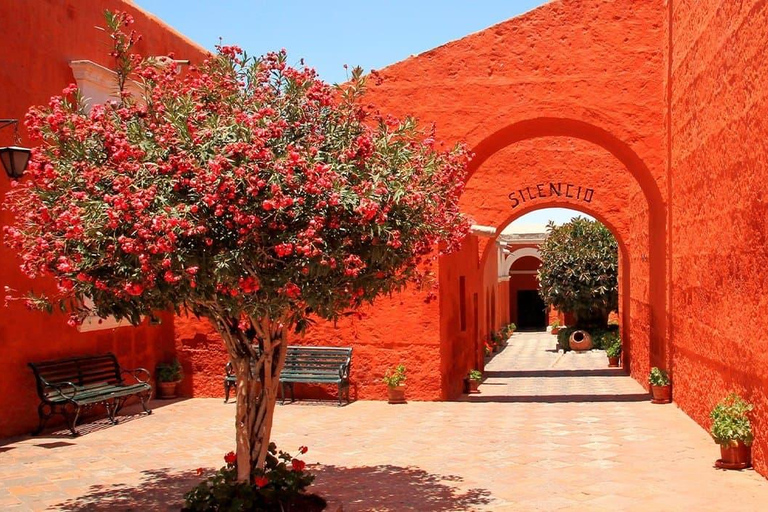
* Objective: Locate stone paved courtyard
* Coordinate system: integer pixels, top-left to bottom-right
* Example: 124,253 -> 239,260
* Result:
2,332 -> 768,511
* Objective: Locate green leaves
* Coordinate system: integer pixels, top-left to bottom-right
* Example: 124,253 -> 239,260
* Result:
537,217 -> 618,327
710,393 -> 754,446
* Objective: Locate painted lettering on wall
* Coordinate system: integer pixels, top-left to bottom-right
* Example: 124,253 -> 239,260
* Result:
508,182 -> 595,208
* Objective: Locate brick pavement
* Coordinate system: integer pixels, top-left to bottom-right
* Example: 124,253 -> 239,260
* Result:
2,331 -> 768,510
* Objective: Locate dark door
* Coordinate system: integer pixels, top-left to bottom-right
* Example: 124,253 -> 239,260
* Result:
517,290 -> 547,331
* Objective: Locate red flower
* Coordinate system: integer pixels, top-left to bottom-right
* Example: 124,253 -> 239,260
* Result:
291,458 -> 306,472
224,451 -> 237,465
253,475 -> 269,488
124,282 -> 144,296
299,445 -> 308,454
196,467 -> 204,476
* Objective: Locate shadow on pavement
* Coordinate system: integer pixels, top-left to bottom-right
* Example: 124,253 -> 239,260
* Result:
55,464 -> 493,511
311,464 -> 493,511
54,468 -> 198,511
462,393 -> 650,403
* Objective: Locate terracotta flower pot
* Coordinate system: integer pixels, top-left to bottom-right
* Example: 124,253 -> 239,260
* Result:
387,385 -> 406,404
716,441 -> 752,469
607,356 -> 620,367
157,380 -> 180,399
650,384 -> 671,404
469,379 -> 480,393
551,327 -> 560,335
569,330 -> 593,351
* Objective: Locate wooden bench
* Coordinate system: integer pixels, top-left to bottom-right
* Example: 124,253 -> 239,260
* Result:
28,353 -> 152,436
279,346 -> 352,406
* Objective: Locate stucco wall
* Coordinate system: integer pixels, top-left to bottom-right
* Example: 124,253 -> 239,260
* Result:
667,0 -> 768,475
0,0 -> 209,438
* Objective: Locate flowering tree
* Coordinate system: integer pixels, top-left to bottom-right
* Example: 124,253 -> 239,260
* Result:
3,12 -> 469,481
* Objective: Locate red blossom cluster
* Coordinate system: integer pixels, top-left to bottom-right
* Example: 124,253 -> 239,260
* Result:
3,11 -> 470,328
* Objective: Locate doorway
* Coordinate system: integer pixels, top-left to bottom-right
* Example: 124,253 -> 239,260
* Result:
516,290 -> 546,331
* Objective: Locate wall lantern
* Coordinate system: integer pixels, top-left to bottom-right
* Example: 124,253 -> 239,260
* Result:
0,119 -> 31,179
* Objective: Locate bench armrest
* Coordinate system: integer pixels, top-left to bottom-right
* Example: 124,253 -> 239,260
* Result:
121,367 -> 151,384
339,362 -> 351,380
43,381 -> 78,402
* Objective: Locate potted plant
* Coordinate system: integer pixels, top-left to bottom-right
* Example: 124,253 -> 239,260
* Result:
490,331 -> 501,353
156,359 -> 183,399
649,367 -> 671,404
711,393 -> 754,469
550,319 -> 561,335
467,369 -> 482,393
605,333 -> 621,367
383,364 -> 406,404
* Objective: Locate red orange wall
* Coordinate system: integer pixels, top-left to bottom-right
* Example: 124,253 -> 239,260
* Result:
0,0 -> 209,438
666,0 -> 768,475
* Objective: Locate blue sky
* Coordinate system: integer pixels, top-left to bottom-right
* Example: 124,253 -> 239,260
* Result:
134,1 -> 548,84
133,1 -> 585,226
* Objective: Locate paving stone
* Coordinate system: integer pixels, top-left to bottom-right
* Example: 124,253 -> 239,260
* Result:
1,332 -> 768,509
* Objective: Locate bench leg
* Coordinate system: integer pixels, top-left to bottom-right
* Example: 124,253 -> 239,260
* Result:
338,383 -> 342,407
280,381 -> 285,405
105,400 -> 118,425
290,383 -> 295,403
139,391 -> 152,415
32,403 -> 52,436
63,404 -> 81,437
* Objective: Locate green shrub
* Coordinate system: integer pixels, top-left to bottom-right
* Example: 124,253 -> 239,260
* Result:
710,393 -> 754,446
556,326 -> 577,351
468,369 -> 482,381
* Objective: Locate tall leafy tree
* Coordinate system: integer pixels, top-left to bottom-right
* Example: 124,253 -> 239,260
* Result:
537,217 -> 618,328
3,12 -> 469,481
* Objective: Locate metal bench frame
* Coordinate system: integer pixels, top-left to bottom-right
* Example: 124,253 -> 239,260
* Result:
28,352 -> 152,436
279,346 -> 352,406
224,362 -> 237,403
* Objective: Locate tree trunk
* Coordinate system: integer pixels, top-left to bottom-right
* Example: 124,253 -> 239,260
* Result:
210,314 -> 289,483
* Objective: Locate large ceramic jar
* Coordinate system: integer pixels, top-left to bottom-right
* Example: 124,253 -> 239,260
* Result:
569,330 -> 593,351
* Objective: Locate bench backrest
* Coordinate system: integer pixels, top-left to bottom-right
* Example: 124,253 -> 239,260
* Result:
281,346 -> 352,378
29,353 -> 122,399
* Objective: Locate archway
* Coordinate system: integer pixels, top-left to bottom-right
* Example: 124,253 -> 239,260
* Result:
438,119 -> 663,397
467,117 -> 665,363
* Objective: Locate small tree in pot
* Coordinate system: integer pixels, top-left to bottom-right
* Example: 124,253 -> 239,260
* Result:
711,393 -> 754,469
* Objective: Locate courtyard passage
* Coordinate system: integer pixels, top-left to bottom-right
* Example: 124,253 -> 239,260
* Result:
2,332 -> 768,510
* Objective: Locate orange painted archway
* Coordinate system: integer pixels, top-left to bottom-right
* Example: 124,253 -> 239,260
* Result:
469,117 -> 665,365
